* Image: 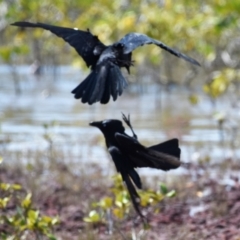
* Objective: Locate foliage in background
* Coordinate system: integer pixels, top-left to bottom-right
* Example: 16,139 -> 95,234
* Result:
0,0 -> 240,99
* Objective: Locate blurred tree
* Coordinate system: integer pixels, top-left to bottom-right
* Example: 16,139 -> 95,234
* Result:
0,0 -> 240,98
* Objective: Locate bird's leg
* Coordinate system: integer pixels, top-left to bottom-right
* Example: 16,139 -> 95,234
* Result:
125,60 -> 135,74
126,66 -> 130,74
122,113 -> 138,139
116,58 -> 134,74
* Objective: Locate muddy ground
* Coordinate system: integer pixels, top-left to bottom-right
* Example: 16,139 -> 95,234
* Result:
1,158 -> 240,240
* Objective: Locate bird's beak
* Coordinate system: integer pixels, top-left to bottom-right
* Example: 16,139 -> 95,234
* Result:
89,121 -> 102,128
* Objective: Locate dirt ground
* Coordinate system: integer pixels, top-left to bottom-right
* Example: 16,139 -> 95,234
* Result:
1,159 -> 240,240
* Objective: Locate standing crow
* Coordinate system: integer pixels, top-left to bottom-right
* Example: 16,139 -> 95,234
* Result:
11,21 -> 200,104
90,114 -> 181,221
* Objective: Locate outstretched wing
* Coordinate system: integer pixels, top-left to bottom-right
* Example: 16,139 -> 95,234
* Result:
115,133 -> 181,171
117,32 -> 200,66
11,21 -> 106,68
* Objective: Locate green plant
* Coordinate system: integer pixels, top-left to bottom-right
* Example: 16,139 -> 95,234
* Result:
84,174 -> 176,225
0,158 -> 59,240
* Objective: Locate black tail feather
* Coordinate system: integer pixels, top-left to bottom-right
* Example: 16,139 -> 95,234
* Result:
72,62 -> 127,104
71,74 -> 93,99
89,67 -> 108,104
72,64 -> 109,104
118,71 -> 128,96
109,64 -> 127,98
108,66 -> 118,101
100,72 -> 111,104
117,67 -> 127,96
81,74 -> 97,103
148,138 -> 181,158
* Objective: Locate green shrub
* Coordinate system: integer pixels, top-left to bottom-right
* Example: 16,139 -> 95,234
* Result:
84,174 -> 176,225
0,159 -> 59,240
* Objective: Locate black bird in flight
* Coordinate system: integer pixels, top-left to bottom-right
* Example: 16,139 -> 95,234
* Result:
90,114 -> 181,221
11,21 -> 200,105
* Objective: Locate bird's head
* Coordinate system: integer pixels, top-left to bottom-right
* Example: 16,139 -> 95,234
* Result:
89,119 -> 125,135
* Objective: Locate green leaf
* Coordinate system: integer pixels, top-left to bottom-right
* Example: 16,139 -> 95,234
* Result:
113,208 -> 124,219
41,215 -> 53,224
27,210 -> 39,229
99,197 -> 113,210
51,217 -> 59,226
12,184 -> 22,190
0,47 -> 11,62
0,183 -> 10,191
188,94 -> 199,105
160,183 -> 168,195
83,210 -> 101,223
27,209 -> 39,222
47,234 -> 58,240
166,190 -> 176,198
115,191 -> 129,208
140,192 -> 151,207
0,197 -> 10,208
21,193 -> 32,208
155,191 -> 164,202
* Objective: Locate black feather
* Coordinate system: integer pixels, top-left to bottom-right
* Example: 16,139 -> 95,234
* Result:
118,32 -> 200,66
72,72 -> 95,99
89,64 -> 108,104
100,71 -> 111,104
12,21 -> 200,104
81,73 -> 97,103
11,21 -> 106,68
89,114 -> 181,222
149,138 -> 181,158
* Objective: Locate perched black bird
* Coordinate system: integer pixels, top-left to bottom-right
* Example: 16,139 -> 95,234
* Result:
11,21 -> 200,104
90,114 -> 181,221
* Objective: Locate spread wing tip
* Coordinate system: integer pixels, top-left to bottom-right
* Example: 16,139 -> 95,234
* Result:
185,56 -> 201,67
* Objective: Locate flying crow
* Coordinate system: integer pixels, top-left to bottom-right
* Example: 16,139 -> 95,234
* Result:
12,21 -> 200,104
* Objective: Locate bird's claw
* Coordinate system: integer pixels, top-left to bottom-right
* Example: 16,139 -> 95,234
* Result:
122,113 -> 137,139
122,113 -> 131,126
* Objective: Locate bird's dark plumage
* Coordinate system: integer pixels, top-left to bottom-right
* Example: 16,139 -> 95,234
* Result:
11,21 -> 106,68
90,114 -> 181,221
11,21 -> 200,104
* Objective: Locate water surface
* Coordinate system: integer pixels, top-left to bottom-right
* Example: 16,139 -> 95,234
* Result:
1,65 -> 239,177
